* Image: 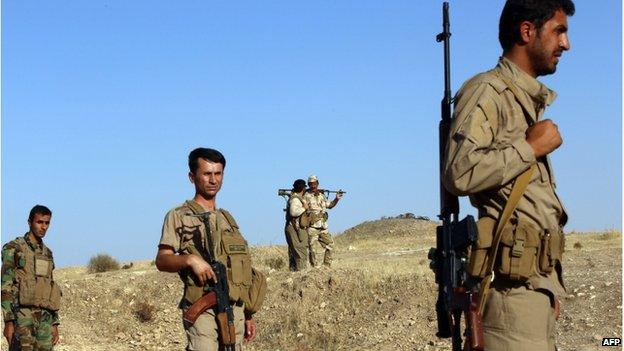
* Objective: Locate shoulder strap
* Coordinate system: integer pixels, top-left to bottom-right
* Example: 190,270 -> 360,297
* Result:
476,164 -> 536,314
219,209 -> 239,229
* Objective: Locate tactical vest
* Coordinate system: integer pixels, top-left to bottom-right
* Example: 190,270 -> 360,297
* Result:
12,237 -> 62,311
179,204 -> 265,314
285,194 -> 305,227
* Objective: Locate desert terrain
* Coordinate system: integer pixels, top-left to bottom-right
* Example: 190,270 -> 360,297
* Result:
1,218 -> 621,351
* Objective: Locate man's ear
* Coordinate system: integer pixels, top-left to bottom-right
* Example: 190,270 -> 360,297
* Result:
518,20 -> 536,44
188,171 -> 195,184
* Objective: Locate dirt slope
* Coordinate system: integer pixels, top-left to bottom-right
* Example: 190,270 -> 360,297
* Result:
1,219 -> 620,351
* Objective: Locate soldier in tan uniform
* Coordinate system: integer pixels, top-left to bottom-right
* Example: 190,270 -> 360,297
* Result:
155,148 -> 265,350
285,179 -> 309,271
443,1 -> 575,350
304,175 -> 343,267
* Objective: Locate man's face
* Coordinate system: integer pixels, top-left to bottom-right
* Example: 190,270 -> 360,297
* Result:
28,213 -> 51,240
528,9 -> 570,76
189,159 -> 224,199
308,181 -> 319,191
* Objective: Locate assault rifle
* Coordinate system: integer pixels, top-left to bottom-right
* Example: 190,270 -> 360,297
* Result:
182,212 -> 237,351
427,3 -> 484,351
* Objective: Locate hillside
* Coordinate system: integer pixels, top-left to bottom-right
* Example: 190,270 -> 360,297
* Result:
1,218 -> 620,351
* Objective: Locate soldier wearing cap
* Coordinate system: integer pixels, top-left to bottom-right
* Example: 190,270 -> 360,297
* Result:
304,175 -> 343,267
443,1 -> 575,349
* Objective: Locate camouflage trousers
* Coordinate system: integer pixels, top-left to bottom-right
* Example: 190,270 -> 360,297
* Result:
307,227 -> 333,267
284,223 -> 308,271
11,307 -> 55,351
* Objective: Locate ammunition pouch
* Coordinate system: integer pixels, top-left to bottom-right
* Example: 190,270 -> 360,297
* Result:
243,268 -> 267,315
220,234 -> 253,302
299,212 -> 312,229
468,217 -> 565,281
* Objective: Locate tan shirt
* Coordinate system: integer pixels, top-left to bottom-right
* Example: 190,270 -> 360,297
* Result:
443,57 -> 567,295
288,195 -> 306,218
304,191 -> 331,229
159,201 -> 234,259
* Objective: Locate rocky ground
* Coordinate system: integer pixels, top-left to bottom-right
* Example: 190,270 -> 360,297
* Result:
1,218 -> 620,351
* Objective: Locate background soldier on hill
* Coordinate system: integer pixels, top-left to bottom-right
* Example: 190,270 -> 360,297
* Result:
304,175 -> 343,268
2,205 -> 62,351
443,0 -> 575,349
285,179 -> 309,271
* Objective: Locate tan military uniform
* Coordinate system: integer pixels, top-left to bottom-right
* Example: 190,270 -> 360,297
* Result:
159,200 -> 253,351
285,194 -> 309,271
303,191 -> 334,267
443,57 -> 567,351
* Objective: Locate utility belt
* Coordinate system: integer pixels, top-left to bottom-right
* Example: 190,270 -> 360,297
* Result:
468,216 -> 564,281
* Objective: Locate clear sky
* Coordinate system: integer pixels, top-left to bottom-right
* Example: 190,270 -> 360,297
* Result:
2,1 -> 621,267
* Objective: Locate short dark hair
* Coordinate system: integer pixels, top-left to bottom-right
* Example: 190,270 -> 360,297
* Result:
188,148 -> 226,174
292,179 -> 306,192
499,0 -> 575,51
29,205 -> 52,221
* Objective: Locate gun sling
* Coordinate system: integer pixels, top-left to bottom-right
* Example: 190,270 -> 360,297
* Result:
476,72 -> 540,315
476,164 -> 535,315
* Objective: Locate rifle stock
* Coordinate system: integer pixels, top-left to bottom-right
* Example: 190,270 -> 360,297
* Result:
183,291 -> 217,324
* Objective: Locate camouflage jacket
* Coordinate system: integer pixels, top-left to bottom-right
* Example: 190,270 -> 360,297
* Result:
1,234 -> 60,324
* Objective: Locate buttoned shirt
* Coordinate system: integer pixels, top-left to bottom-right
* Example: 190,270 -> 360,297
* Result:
443,57 -> 567,296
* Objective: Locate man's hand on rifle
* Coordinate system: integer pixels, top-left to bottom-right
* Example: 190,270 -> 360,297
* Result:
187,254 -> 217,285
244,318 -> 257,342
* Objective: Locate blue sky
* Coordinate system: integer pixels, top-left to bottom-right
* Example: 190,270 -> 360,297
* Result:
2,1 -> 621,267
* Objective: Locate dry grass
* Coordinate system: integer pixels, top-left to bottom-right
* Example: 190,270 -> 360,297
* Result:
87,253 -> 120,273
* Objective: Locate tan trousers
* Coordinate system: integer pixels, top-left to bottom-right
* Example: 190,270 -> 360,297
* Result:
483,283 -> 556,351
183,305 -> 245,351
307,227 -> 334,267
284,223 -> 308,271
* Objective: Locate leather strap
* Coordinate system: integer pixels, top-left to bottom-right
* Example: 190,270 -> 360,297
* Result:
476,164 -> 536,315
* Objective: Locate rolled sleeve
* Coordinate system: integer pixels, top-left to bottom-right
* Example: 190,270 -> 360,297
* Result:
159,210 -> 181,252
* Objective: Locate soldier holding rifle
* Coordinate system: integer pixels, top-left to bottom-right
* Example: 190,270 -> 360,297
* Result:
443,1 -> 574,350
304,175 -> 344,268
155,147 -> 266,350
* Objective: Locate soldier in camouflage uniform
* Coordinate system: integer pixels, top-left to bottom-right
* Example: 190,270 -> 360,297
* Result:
2,205 -> 62,351
443,1 -> 574,350
304,175 -> 343,267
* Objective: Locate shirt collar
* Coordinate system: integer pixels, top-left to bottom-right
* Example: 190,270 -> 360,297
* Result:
23,232 -> 43,251
497,56 -> 557,107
